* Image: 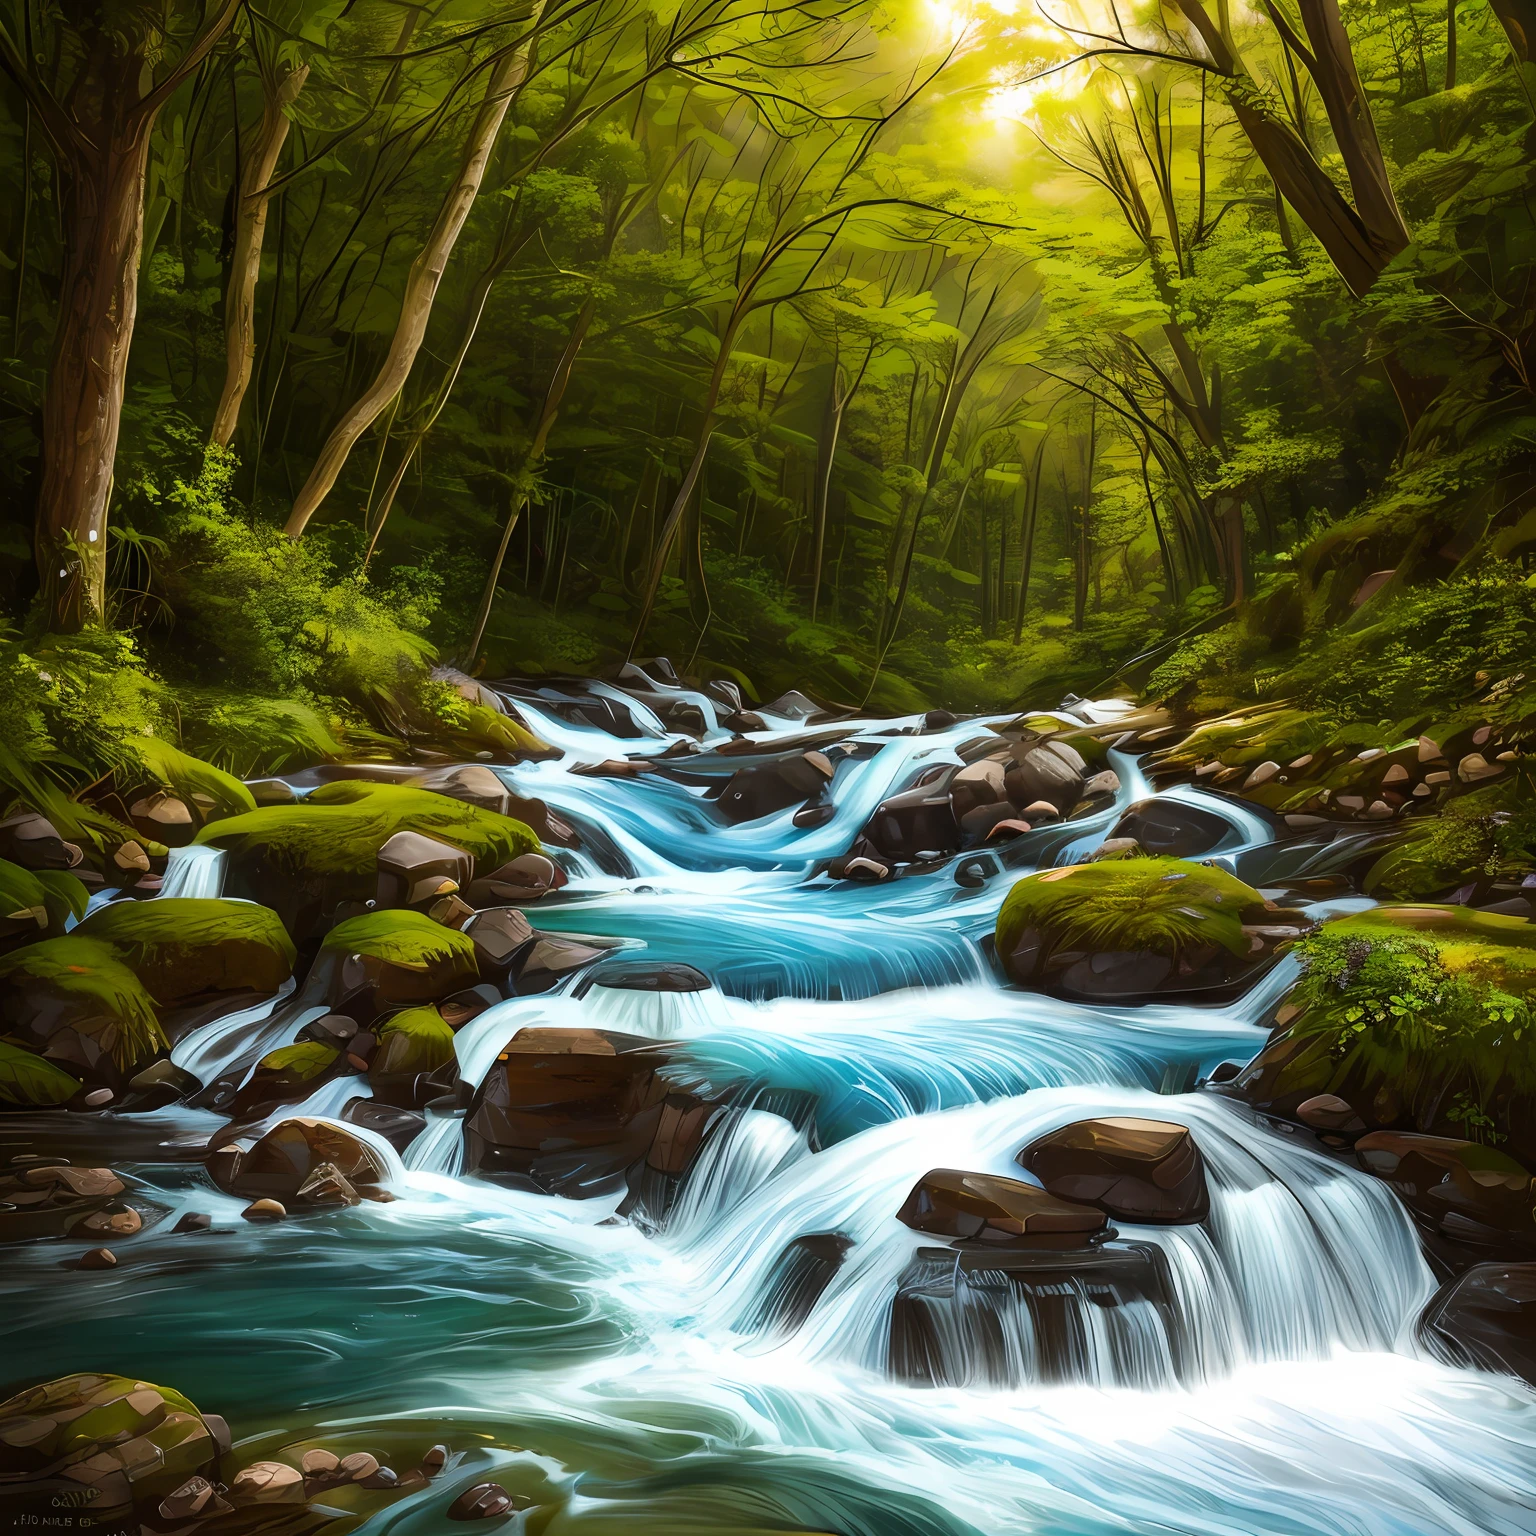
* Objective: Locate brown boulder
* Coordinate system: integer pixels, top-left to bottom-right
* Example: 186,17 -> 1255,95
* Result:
0,1164 -> 127,1241
1017,1117 -> 1209,1224
1355,1132 -> 1536,1249
0,811 -> 84,870
895,1168 -> 1108,1249
463,1027 -> 676,1196
463,852 -> 567,906
1418,1262 -> 1536,1386
375,830 -> 474,910
207,1117 -> 389,1206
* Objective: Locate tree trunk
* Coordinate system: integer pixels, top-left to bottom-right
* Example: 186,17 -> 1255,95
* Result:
1487,0 -> 1535,62
1215,495 -> 1248,604
1295,0 -> 1411,259
285,36 -> 537,536
36,126 -> 153,630
211,60 -> 308,448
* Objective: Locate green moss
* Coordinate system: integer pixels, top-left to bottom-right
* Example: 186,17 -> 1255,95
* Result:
33,870 -> 89,928
131,738 -> 257,818
1286,905 -> 1536,1130
321,909 -> 478,976
75,898 -> 296,1003
997,856 -> 1266,963
1363,784 -> 1536,899
194,780 -> 536,878
0,1038 -> 80,1105
0,936 -> 164,1067
374,1005 -> 455,1075
256,1040 -> 340,1081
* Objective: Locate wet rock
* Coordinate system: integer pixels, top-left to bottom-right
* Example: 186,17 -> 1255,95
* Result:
301,1448 -> 339,1475
1295,1094 -> 1367,1135
760,689 -> 824,722
230,1460 -> 305,1504
1018,1118 -> 1209,1224
325,909 -> 480,1020
896,1168 -> 1108,1249
513,935 -> 610,994
0,1164 -> 127,1241
463,852 -> 568,906
580,959 -> 710,994
463,907 -> 534,975
1418,1263 -> 1536,1386
77,1245 -> 117,1268
1108,798 -> 1230,859
159,1474 -> 230,1520
245,777 -> 298,805
1006,741 -> 1086,814
128,791 -> 196,848
70,1202 -> 143,1239
1082,769 -> 1121,798
172,1211 -> 212,1234
829,854 -> 891,881
341,1097 -> 428,1151
792,802 -> 836,828
1242,761 -> 1281,790
1458,753 -> 1504,783
413,768 -> 577,848
376,830 -> 475,911
924,709 -> 958,731
450,1481 -> 516,1519
716,751 -> 835,824
464,1027 -> 678,1196
724,709 -> 768,733
210,1117 -> 389,1206
439,984 -> 503,1028
859,783 -> 961,862
0,812 -> 83,871
421,1443 -> 449,1477
1056,950 -> 1174,999
339,1450 -> 380,1481
125,1058 -> 201,1105
958,801 -> 1018,847
889,1242 -> 1175,1387
1354,1132 -> 1536,1249
241,1199 -> 286,1222
740,1232 -> 852,1337
0,1372 -> 226,1518
1019,799 -> 1060,823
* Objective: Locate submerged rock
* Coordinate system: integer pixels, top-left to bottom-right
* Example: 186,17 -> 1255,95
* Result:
1018,1118 -> 1209,1224
208,1117 -> 389,1207
1354,1132 -> 1536,1251
0,1372 -> 229,1519
1108,798 -> 1231,859
1419,1263 -> 1536,1386
715,750 -> 834,824
896,1168 -> 1108,1249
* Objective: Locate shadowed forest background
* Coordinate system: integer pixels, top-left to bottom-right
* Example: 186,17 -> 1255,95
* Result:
0,0 -> 1532,776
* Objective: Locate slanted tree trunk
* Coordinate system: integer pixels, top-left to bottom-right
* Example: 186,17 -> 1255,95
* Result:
1487,0 -> 1535,62
1294,0 -> 1411,259
285,28 -> 541,537
211,59 -> 308,448
810,342 -> 873,621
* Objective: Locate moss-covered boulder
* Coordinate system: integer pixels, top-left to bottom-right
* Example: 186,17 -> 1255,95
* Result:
196,780 -> 538,938
995,856 -> 1304,1000
373,1005 -> 455,1077
1229,904 -> 1536,1167
0,1372 -> 229,1518
321,909 -> 480,1019
75,898 -> 295,1003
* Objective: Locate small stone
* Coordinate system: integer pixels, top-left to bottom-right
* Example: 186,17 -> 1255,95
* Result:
72,1204 -> 142,1238
1355,748 -> 1385,761
359,1466 -> 399,1489
449,1482 -> 515,1520
1296,1094 -> 1367,1134
112,840 -> 152,873
1335,794 -> 1365,811
1412,783 -> 1432,797
1417,736 -> 1444,762
1242,761 -> 1280,789
1194,760 -> 1222,777
339,1450 -> 380,1481
841,856 -> 889,880
81,1088 -> 114,1108
1382,763 -> 1409,785
1287,754 -> 1313,769
1458,753 -> 1503,782
1497,750 -> 1518,762
1473,725 -> 1492,745
159,1475 -> 218,1520
1021,800 -> 1060,821
421,1444 -> 449,1477
1425,769 -> 1451,784
23,1165 -> 123,1197
1081,769 -> 1121,797
77,1247 -> 116,1269
172,1211 -> 212,1233
1363,800 -> 1394,819
242,1199 -> 286,1222
229,1460 -> 305,1505
1284,813 -> 1326,829
301,1448 -> 340,1475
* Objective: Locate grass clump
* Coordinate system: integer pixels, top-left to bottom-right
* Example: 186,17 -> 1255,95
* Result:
195,781 -> 536,879
130,739 -> 256,818
320,909 -> 478,976
996,856 -> 1267,965
0,1038 -> 80,1105
1285,906 -> 1536,1143
1362,783 -> 1536,900
75,898 -> 296,1002
0,859 -> 86,934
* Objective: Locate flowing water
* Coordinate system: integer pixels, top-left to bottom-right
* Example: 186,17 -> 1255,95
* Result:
7,697 -> 1536,1534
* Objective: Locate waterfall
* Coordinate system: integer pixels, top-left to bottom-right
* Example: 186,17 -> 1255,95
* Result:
157,844 -> 228,899
169,985 -> 299,1081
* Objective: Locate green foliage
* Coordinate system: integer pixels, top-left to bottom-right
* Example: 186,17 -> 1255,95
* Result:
131,738 -> 257,817
195,781 -> 536,877
320,909 -> 477,977
0,1038 -> 80,1106
256,1040 -> 340,1082
996,857 -> 1266,964
1364,782 -> 1536,899
0,858 -> 80,932
1288,905 -> 1536,1114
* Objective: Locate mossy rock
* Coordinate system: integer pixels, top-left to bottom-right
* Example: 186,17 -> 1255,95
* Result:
452,702 -> 554,760
1242,904 -> 1536,1162
321,908 -> 478,971
0,1037 -> 81,1106
374,1005 -> 455,1076
75,898 -> 296,1003
235,1038 -> 344,1116
0,1372 -> 225,1516
131,738 -> 257,820
995,857 -> 1284,1000
0,935 -> 164,1071
195,780 -> 538,938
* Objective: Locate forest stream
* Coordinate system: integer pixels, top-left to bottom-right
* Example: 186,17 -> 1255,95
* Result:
4,688 -> 1536,1536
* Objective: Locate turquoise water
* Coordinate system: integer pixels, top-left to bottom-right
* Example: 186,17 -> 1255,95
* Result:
6,701 -> 1536,1535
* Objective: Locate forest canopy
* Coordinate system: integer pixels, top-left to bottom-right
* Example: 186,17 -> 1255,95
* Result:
0,0 -> 1531,778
